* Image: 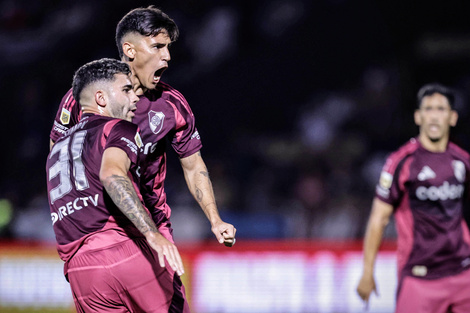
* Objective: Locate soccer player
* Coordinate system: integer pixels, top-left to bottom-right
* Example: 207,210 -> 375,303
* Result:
50,8 -> 236,245
356,83 -> 470,312
46,58 -> 187,312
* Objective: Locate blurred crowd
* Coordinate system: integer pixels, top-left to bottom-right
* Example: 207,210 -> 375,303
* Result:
2,0 -> 470,243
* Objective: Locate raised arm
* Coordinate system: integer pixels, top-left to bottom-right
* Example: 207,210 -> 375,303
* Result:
180,151 -> 236,246
100,147 -> 184,275
356,197 -> 394,304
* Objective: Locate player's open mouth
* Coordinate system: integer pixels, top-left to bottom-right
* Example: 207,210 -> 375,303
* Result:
154,67 -> 167,80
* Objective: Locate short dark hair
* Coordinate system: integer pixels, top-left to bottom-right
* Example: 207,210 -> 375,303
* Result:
417,83 -> 455,109
72,58 -> 131,103
115,6 -> 179,58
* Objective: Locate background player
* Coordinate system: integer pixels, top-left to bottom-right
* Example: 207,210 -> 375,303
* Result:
356,83 -> 470,312
47,58 -> 187,312
49,6 -> 236,247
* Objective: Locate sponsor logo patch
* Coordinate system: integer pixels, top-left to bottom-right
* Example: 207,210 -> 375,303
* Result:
379,171 -> 393,190
60,108 -> 71,125
415,181 -> 464,201
191,130 -> 200,140
135,132 -> 143,148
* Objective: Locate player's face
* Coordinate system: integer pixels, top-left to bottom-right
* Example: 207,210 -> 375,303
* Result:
107,74 -> 139,122
130,32 -> 172,91
414,93 -> 458,143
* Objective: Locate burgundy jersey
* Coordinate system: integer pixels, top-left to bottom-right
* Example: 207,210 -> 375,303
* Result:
376,137 -> 470,280
50,89 -> 83,142
49,82 -> 202,225
46,113 -> 143,267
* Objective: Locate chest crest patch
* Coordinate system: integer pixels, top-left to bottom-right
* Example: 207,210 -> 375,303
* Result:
148,110 -> 165,134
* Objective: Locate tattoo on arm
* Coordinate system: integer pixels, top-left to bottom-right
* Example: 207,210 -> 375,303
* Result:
195,170 -> 213,202
196,187 -> 203,202
103,174 -> 157,235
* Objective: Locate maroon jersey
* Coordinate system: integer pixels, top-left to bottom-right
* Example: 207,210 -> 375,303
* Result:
49,82 -> 202,226
50,89 -> 83,142
46,113 -> 143,268
376,137 -> 470,280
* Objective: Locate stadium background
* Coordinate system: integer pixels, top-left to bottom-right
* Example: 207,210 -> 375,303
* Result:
1,0 -> 470,312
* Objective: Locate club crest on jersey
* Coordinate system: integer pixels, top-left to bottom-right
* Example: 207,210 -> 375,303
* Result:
60,108 -> 71,125
452,160 -> 466,183
148,111 -> 165,134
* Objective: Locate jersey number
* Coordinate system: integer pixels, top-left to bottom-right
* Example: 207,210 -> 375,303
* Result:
48,131 -> 89,204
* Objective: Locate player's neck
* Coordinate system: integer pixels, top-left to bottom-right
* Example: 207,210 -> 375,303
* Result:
82,105 -> 108,118
125,63 -> 146,96
418,133 -> 449,153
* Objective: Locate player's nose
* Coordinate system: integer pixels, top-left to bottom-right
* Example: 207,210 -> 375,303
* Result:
130,91 -> 139,105
162,47 -> 171,62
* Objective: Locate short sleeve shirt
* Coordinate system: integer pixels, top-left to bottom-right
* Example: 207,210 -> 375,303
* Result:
49,82 -> 203,224
375,137 -> 470,280
46,114 -> 142,263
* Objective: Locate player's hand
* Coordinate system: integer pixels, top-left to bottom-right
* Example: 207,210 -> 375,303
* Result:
356,273 -> 378,308
146,232 -> 185,276
211,221 -> 237,247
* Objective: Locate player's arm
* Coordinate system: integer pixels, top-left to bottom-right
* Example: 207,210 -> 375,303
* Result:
100,147 -> 184,275
356,197 -> 394,304
180,151 -> 236,247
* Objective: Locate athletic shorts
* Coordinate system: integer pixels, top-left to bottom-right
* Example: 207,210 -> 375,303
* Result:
396,267 -> 470,313
158,221 -> 174,243
67,238 -> 190,313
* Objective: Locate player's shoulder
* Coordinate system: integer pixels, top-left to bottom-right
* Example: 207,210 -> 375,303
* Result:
390,137 -> 419,159
157,81 -> 188,104
157,80 -> 178,93
106,117 -> 139,132
83,115 -> 137,133
383,138 -> 420,173
448,141 -> 470,161
59,88 -> 78,109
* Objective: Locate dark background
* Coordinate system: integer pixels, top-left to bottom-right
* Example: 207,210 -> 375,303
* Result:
2,0 -> 470,242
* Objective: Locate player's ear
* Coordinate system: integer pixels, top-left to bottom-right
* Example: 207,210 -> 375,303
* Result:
122,41 -> 135,60
95,90 -> 107,107
414,109 -> 422,126
450,110 -> 458,127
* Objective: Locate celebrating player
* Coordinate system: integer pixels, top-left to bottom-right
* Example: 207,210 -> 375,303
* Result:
47,58 -> 187,312
50,8 -> 236,310
356,83 -> 470,312
51,6 -> 235,246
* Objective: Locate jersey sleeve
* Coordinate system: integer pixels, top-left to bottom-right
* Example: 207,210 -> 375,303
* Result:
50,88 -> 82,142
168,93 -> 203,158
375,153 -> 406,206
104,120 -> 142,166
